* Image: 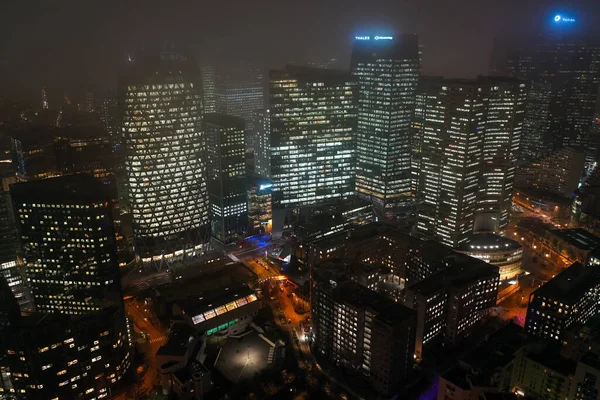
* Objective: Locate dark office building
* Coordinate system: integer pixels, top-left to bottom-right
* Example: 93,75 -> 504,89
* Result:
404,254 -> 500,359
205,113 -> 248,243
311,266 -> 416,396
11,174 -> 122,315
269,66 -> 357,209
351,34 -> 420,210
525,260 -> 600,343
0,302 -> 131,400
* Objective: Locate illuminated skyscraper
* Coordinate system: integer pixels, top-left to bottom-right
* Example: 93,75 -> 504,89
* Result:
119,52 -> 210,268
475,77 -> 526,232
252,108 -> 271,177
205,114 -> 248,243
351,34 -> 420,210
11,174 -> 122,315
269,66 -> 357,208
416,78 -> 486,248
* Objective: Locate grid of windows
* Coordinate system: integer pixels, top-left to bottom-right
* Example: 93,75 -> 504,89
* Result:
120,52 -> 210,268
12,177 -> 121,315
351,35 -> 420,209
416,79 -> 486,248
205,114 -> 248,243
269,67 -> 357,208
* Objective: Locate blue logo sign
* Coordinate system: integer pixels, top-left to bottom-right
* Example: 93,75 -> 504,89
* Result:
355,36 -> 370,40
374,36 -> 393,40
554,14 -> 575,23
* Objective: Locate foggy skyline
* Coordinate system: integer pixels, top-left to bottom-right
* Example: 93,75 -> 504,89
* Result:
2,0 -> 600,101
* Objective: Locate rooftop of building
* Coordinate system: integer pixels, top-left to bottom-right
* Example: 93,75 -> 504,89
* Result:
527,349 -> 577,376
457,233 -> 522,253
407,254 -> 499,297
10,173 -> 111,204
276,65 -> 354,83
549,228 -> 600,251
173,284 -> 257,322
334,280 -> 415,326
580,351 -> 600,372
312,258 -> 383,285
310,222 -> 416,249
532,262 -> 600,304
441,364 -> 493,391
204,113 -> 245,128
462,322 -> 528,377
156,326 -> 195,358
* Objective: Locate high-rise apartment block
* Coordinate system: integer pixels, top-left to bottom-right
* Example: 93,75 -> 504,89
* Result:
11,175 -> 122,315
311,266 -> 416,396
351,35 -> 420,210
269,66 -> 357,208
205,113 -> 248,243
119,51 -> 210,268
404,254 -> 500,359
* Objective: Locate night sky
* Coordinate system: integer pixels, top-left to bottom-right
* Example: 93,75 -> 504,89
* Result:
2,0 -> 600,102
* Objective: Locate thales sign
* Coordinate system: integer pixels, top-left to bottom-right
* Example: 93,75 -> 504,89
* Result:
355,35 -> 394,41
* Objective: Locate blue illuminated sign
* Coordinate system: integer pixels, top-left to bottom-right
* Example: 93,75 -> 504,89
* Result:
355,36 -> 370,40
259,184 -> 272,191
374,36 -> 393,40
553,14 -> 575,23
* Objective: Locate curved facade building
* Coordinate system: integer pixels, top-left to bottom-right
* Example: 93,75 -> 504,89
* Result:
120,52 -> 210,268
456,233 -> 523,281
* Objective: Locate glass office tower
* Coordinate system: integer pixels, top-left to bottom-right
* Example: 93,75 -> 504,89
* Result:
269,66 -> 357,208
351,34 -> 420,210
119,51 -> 210,269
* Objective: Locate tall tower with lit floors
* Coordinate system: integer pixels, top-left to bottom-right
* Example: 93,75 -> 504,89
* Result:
119,51 -> 210,269
351,34 -> 420,211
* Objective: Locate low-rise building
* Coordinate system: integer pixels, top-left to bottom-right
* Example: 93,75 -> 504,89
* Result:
436,322 -> 527,399
172,285 -> 260,335
456,233 -> 523,281
542,228 -> 600,265
510,347 -> 577,400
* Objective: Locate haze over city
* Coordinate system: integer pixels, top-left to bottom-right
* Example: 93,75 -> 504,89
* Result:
2,0 -> 600,100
